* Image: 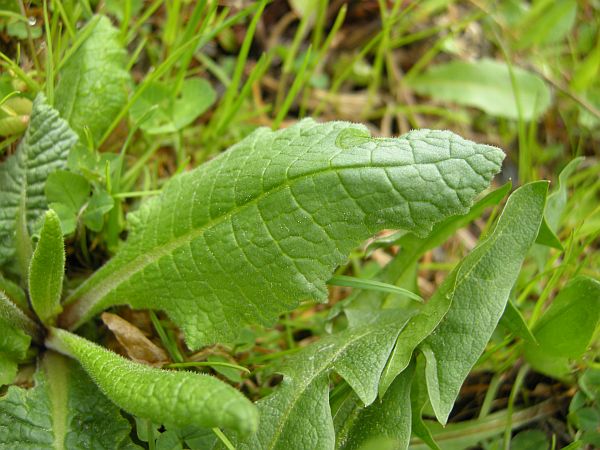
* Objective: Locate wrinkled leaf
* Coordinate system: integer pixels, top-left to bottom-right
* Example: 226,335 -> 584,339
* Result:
235,311 -> 413,449
0,94 -> 77,265
409,59 -> 551,120
0,352 -> 138,449
47,328 -> 259,436
54,15 -> 129,144
28,210 -> 65,325
63,120 -> 504,349
421,181 -> 548,424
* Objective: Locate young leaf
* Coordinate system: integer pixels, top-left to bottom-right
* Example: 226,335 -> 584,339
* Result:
0,321 -> 31,386
524,276 -> 600,378
235,311 -> 414,449
63,120 -> 504,349
0,352 -> 139,449
421,181 -> 548,424
0,94 -> 77,266
54,15 -> 130,144
29,210 -> 65,325
335,361 -> 415,450
46,328 -> 259,436
0,291 -> 40,340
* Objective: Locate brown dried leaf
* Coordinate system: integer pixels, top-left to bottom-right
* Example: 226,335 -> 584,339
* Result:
101,312 -> 169,367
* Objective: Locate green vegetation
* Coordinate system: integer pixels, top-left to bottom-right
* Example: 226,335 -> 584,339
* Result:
0,1 -> 598,449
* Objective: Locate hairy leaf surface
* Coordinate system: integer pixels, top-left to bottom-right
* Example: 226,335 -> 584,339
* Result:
235,311 -> 413,449
48,329 -> 258,436
63,120 -> 503,348
0,352 -> 138,449
29,210 -> 65,325
421,181 -> 548,424
0,95 -> 77,265
55,15 -> 129,144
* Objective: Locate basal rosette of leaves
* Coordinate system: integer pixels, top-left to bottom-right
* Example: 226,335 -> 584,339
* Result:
4,12 -> 596,450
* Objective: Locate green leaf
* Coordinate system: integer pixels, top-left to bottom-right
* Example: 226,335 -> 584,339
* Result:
47,328 -> 259,437
366,185 -> 512,395
45,170 -> 90,213
0,291 -> 40,340
510,430 -> 549,450
345,182 -> 511,332
235,311 -> 413,449
0,94 -> 77,266
130,78 -> 217,134
535,216 -> 563,250
82,188 -> 114,232
524,276 -> 600,378
28,210 -> 65,325
0,296 -> 32,385
63,120 -> 504,349
499,299 -> 537,344
335,360 -> 415,450
0,352 -> 139,449
514,0 -> 577,49
328,275 -> 423,303
421,181 -> 548,424
0,272 -> 28,311
54,15 -> 130,145
546,157 -> 584,230
409,59 -> 551,120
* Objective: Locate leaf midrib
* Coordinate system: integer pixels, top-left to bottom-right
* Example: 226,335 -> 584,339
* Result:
65,156 -> 464,326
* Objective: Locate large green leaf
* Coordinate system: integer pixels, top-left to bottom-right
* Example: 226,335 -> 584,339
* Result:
54,15 -> 129,144
0,352 -> 138,449
62,120 -> 504,349
47,328 -> 258,436
409,59 -> 552,120
0,94 -> 77,266
421,181 -> 548,424
236,311 -> 413,450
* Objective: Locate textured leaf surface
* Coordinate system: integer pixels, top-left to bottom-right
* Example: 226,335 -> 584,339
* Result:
48,328 -> 258,436
0,291 -> 38,385
0,323 -> 30,386
0,352 -> 138,449
28,210 -> 65,325
63,119 -> 504,348
54,15 -> 129,144
422,181 -> 548,424
0,95 -> 77,265
235,311 -> 413,450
